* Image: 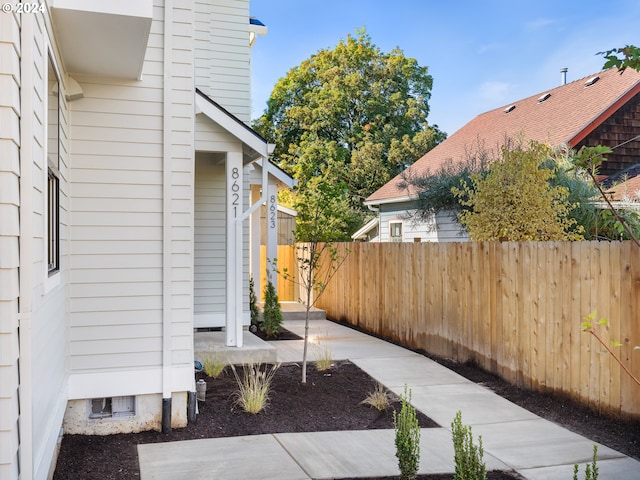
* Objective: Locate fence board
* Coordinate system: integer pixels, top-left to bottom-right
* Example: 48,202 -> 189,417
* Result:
313,240 -> 640,419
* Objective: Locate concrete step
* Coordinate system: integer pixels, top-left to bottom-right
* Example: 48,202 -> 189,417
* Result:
194,331 -> 277,366
278,302 -> 326,321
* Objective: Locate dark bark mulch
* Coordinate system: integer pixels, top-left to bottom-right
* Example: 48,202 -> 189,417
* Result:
251,325 -> 302,341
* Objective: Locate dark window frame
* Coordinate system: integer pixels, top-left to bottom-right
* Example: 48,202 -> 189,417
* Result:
47,52 -> 60,276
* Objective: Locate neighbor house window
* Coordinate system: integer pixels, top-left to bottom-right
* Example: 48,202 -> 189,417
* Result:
389,221 -> 403,242
47,53 -> 60,275
89,396 -> 136,419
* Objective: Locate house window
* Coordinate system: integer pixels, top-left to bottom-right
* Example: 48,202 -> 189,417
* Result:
389,221 -> 403,242
47,53 -> 60,275
89,396 -> 136,419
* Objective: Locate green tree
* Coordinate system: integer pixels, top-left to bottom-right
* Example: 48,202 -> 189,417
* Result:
599,45 -> 640,73
281,182 -> 350,383
254,29 -> 445,231
453,141 -> 582,241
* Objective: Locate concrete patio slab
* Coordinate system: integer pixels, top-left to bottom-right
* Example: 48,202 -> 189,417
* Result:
353,355 -> 472,388
519,456 -> 640,480
393,383 -> 540,427
472,418 -> 625,470
274,428 -> 510,479
137,435 -> 309,480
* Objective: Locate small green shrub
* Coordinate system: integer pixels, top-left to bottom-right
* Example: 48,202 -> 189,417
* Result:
573,445 -> 599,480
361,383 -> 392,411
452,410 -> 486,480
202,352 -> 226,378
393,385 -> 420,480
261,280 -> 283,338
249,276 -> 260,330
230,363 -> 279,414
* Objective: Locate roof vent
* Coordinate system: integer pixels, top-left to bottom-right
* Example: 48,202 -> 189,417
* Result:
537,93 -> 551,103
584,76 -> 600,87
504,105 -> 516,114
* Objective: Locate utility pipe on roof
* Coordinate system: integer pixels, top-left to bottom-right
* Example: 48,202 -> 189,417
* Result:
561,67 -> 568,85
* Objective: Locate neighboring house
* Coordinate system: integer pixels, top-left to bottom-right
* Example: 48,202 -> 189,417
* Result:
0,1 -> 293,479
365,68 -> 640,242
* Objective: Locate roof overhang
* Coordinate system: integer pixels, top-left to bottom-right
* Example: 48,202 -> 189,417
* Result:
196,89 -> 274,160
569,80 -> 640,146
254,159 -> 296,189
351,217 -> 379,240
364,194 -> 415,207
50,0 -> 153,80
249,17 -> 268,47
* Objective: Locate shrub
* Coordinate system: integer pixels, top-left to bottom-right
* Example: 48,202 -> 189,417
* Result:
573,445 -> 599,480
230,363 -> 279,414
261,280 -> 283,338
393,385 -> 420,480
202,352 -> 226,378
451,410 -> 486,480
362,383 -> 392,411
249,276 -> 260,331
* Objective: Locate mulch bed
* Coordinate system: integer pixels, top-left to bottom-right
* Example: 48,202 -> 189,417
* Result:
251,325 -> 302,341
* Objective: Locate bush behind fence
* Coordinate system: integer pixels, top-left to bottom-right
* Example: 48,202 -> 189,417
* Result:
313,241 -> 640,419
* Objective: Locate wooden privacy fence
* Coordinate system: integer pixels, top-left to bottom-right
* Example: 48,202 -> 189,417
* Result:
259,245 -> 298,302
314,241 -> 640,419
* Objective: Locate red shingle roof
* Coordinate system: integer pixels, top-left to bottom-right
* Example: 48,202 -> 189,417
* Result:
366,68 -> 640,204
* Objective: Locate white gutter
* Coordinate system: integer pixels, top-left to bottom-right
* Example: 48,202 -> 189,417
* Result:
161,0 -> 173,432
18,13 -> 35,480
363,194 -> 415,207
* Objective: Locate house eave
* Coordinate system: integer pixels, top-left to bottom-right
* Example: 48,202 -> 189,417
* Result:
351,217 -> 379,240
568,80 -> 640,146
50,0 -> 153,80
364,194 -> 416,207
195,89 -> 273,159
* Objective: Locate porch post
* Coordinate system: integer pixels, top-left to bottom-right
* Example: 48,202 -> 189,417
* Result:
250,185 -> 262,299
266,182 -> 278,290
226,151 -> 243,347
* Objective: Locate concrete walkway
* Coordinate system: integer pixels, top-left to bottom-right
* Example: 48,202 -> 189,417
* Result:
138,319 -> 640,480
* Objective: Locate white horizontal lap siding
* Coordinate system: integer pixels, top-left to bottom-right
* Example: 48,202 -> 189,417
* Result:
17,9 -> 72,479
194,156 -> 226,324
196,0 -> 251,122
68,7 -> 165,375
435,211 -> 469,242
170,1 -> 195,367
0,11 -> 20,479
379,202 -> 468,242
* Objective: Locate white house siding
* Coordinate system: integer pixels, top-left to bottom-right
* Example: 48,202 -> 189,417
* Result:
31,12 -> 71,480
194,154 -> 226,327
193,146 -> 251,328
0,12 -> 21,480
67,0 -> 193,414
379,202 -> 468,242
195,0 -> 251,122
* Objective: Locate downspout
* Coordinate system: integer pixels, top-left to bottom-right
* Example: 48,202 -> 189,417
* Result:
18,13 -> 34,480
162,0 -> 174,434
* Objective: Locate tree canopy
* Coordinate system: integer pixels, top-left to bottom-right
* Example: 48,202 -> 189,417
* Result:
254,29 -> 445,233
452,141 -> 583,241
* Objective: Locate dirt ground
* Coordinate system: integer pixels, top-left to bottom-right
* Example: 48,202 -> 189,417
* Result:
53,325 -> 638,480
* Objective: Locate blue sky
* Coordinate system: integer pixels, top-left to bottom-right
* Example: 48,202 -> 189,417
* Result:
250,0 -> 639,136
